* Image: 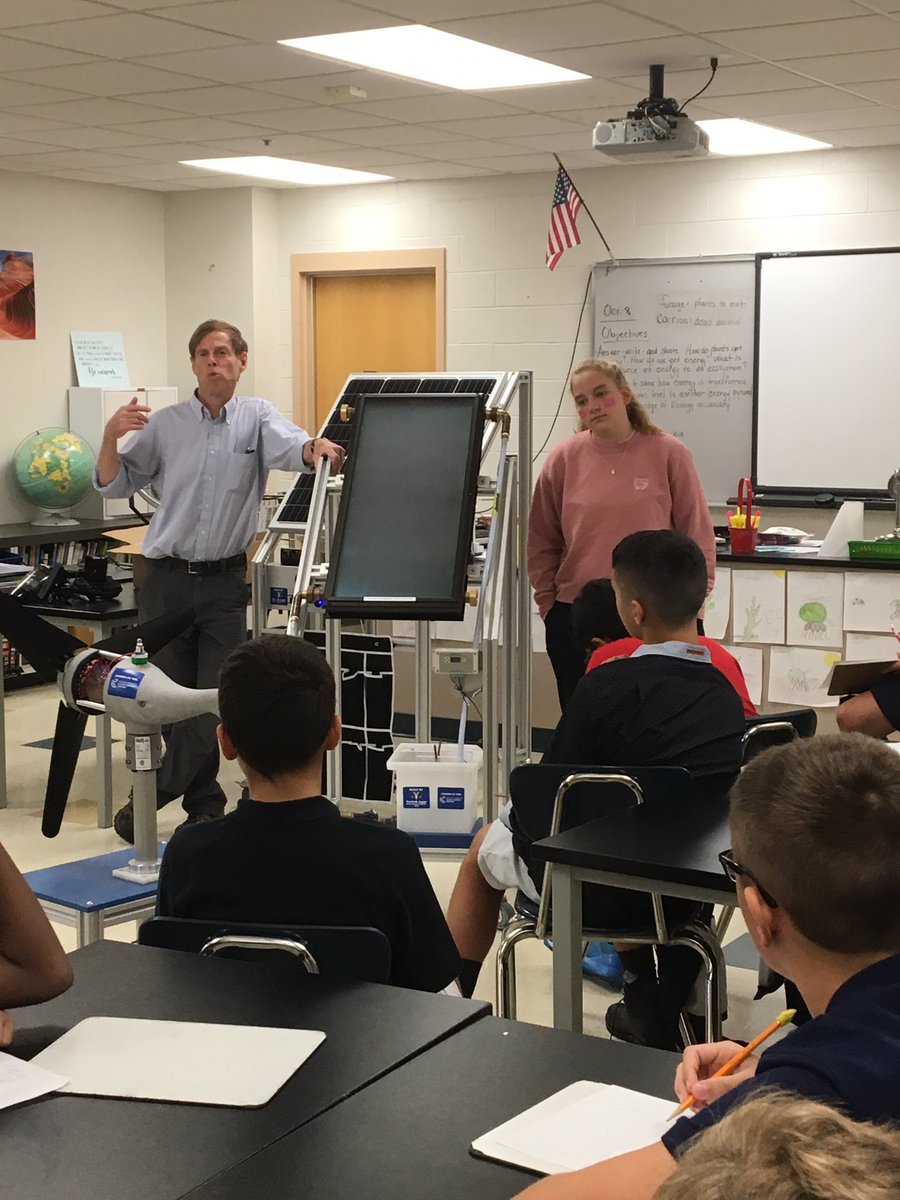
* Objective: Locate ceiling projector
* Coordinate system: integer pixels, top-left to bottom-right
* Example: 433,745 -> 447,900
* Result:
593,63 -> 710,161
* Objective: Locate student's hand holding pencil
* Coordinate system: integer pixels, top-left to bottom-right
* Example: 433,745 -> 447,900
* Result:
673,1041 -> 760,1112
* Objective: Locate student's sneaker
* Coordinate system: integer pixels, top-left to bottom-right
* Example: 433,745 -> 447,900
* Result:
542,939 -> 625,990
605,980 -> 673,1051
581,942 -> 625,990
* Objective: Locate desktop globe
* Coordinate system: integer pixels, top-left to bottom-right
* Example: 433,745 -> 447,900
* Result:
13,428 -> 95,526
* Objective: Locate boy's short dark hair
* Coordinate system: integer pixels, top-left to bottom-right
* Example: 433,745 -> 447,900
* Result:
571,578 -> 628,653
612,530 -> 707,627
218,635 -> 335,780
730,734 -> 900,955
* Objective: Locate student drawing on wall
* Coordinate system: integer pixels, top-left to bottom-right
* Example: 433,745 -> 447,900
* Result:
0,250 -> 35,340
799,601 -> 828,640
741,595 -> 762,641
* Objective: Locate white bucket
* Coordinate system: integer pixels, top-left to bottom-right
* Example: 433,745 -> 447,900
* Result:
386,743 -> 482,835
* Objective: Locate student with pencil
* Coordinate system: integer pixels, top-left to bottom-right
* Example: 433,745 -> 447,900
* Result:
514,733 -> 900,1200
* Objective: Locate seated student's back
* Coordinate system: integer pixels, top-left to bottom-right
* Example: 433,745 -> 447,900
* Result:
156,636 -> 461,994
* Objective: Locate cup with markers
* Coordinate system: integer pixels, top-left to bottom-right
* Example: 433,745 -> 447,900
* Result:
729,477 -> 760,554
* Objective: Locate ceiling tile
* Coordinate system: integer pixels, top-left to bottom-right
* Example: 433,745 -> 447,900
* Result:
355,94 -> 523,123
9,14 -> 243,58
394,136 -> 537,157
455,151 -> 555,171
0,110 -> 82,136
108,114 -> 278,139
6,124 -> 165,149
546,35 -> 738,77
816,124 -> 900,146
250,68 -> 430,104
503,129 -> 593,152
758,104 -> 899,132
779,49 -> 900,85
612,0 -> 863,32
362,0 -> 558,17
322,122 -> 470,147
0,79 -> 86,108
435,4 -> 674,52
853,79 -> 900,103
121,85 -> 302,115
159,0 -> 401,41
20,96 -> 195,125
0,37 -> 96,71
0,146 -> 155,168
472,78 -> 637,114
4,61 -> 208,96
391,160 -> 499,178
0,0 -> 111,27
134,43 -> 344,83
713,15 -> 900,60
295,147 -> 428,168
707,86 -> 874,120
224,105 -> 393,133
95,138 -> 253,160
428,112 -> 584,138
613,62 -> 820,98
196,132 -> 356,154
0,133 -> 62,155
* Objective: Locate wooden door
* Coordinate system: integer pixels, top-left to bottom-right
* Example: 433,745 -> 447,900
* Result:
313,272 -> 436,428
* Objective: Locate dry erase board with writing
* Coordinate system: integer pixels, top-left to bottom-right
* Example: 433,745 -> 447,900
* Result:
592,257 -> 755,505
755,248 -> 900,495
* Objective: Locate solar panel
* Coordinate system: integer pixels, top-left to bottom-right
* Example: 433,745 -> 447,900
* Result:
269,372 -> 513,531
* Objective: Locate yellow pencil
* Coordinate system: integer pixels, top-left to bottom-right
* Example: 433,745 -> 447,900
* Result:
667,1009 -> 796,1120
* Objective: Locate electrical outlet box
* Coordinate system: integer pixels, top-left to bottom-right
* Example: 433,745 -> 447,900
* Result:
432,646 -> 481,675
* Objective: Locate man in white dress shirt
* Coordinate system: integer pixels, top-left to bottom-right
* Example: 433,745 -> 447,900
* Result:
95,319 -> 343,841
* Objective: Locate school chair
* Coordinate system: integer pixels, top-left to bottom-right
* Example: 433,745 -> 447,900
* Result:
137,917 -> 392,984
495,763 -> 727,1042
741,708 -> 817,765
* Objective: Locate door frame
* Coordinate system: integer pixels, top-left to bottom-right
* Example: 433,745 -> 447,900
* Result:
291,248 -> 447,430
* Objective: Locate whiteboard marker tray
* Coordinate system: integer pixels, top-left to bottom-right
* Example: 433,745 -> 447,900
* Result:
32,1017 -> 325,1107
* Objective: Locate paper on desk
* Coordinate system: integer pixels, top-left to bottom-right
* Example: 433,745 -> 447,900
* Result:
0,1051 -> 67,1110
471,1081 -> 674,1176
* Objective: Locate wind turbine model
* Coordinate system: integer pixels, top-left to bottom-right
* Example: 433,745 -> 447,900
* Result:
0,595 -> 218,882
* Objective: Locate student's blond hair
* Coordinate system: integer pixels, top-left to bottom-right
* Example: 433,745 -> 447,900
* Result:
569,357 -> 662,435
655,1092 -> 900,1200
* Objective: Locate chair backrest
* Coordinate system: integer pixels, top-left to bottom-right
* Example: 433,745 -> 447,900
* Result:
742,708 -> 817,764
508,762 -> 695,850
138,918 -> 392,984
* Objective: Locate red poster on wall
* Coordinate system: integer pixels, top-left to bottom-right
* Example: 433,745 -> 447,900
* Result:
0,250 -> 35,340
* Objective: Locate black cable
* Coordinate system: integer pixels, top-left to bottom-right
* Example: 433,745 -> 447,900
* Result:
680,57 -> 718,111
532,269 -> 593,462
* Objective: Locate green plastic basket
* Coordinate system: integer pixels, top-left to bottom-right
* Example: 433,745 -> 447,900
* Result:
848,539 -> 900,561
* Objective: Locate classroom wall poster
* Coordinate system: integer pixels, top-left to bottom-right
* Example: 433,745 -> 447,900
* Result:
0,250 -> 35,340
843,572 -> 900,633
731,569 -> 785,644
785,571 -> 844,648
703,567 -> 731,641
722,643 -> 763,706
768,646 -> 841,708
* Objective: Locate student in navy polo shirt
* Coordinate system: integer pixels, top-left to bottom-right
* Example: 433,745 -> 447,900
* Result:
514,733 -> 900,1200
447,531 -> 745,1046
156,635 -> 461,994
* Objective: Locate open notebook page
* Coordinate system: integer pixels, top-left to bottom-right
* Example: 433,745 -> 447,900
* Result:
472,1080 -> 677,1176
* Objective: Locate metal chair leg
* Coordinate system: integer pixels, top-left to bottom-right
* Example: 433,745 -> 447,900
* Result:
672,924 -> 725,1042
495,916 -> 537,1019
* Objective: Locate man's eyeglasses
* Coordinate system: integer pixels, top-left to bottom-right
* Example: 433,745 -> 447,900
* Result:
719,848 -> 778,909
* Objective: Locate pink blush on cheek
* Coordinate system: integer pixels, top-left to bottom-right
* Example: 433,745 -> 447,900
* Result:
601,395 -> 618,409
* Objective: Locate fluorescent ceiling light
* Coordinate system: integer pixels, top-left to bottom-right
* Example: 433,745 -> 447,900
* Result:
179,156 -> 392,186
698,119 -> 831,156
278,25 -> 589,90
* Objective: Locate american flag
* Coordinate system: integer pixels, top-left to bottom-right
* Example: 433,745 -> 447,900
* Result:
545,166 -> 583,270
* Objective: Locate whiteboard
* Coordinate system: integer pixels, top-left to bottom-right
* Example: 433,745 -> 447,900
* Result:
755,249 -> 900,494
593,257 -> 755,504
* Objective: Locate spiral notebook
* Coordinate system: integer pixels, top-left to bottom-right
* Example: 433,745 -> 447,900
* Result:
470,1080 -> 675,1176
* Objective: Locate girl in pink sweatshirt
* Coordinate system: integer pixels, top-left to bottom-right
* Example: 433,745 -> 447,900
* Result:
528,357 -> 715,709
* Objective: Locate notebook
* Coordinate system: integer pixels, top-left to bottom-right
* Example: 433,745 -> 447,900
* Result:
470,1080 -> 677,1176
826,658 -> 896,696
31,1017 -> 325,1108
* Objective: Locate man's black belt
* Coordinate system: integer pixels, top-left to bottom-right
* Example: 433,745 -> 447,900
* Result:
160,553 -> 247,576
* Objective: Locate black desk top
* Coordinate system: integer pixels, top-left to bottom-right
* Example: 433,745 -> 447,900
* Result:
183,1014 -> 680,1200
2,941 -> 489,1200
532,800 -> 735,898
717,548 -> 900,571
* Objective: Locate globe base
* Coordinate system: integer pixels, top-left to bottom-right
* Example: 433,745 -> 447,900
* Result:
31,513 -> 80,527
